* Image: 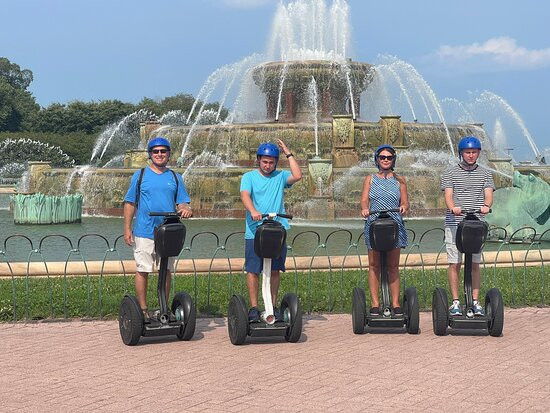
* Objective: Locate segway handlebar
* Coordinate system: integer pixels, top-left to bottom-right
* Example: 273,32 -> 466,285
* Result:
149,212 -> 180,217
261,212 -> 293,220
368,208 -> 401,214
460,208 -> 492,214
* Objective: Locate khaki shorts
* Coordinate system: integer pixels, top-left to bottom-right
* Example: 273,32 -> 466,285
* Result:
445,227 -> 482,264
134,236 -> 176,273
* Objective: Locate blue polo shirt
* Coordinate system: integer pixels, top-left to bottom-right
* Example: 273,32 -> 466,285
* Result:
240,169 -> 292,239
124,167 -> 190,239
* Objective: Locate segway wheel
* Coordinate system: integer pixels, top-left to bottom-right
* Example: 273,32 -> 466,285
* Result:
485,288 -> 504,337
403,287 -> 420,334
281,293 -> 302,343
351,287 -> 366,334
432,288 -> 449,336
172,291 -> 196,341
119,295 -> 143,346
228,295 -> 248,345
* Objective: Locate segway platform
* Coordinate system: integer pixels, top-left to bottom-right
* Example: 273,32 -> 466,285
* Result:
432,211 -> 504,337
119,212 -> 196,346
352,209 -> 420,335
228,213 -> 302,345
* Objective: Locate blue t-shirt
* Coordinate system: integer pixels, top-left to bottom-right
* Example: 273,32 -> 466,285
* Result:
124,167 -> 191,239
240,169 -> 292,239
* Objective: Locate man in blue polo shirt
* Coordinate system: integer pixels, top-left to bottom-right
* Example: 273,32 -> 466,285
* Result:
240,139 -> 302,322
123,137 -> 192,320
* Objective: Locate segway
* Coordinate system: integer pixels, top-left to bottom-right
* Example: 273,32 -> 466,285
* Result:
228,213 -> 302,345
352,209 -> 419,334
119,212 -> 196,345
432,209 -> 504,337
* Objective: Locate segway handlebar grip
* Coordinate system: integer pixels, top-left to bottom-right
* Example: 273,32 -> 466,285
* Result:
461,208 -> 492,215
149,212 -> 180,217
368,208 -> 401,214
261,213 -> 293,220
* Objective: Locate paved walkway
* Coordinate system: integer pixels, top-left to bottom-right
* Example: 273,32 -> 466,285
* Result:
1,308 -> 550,412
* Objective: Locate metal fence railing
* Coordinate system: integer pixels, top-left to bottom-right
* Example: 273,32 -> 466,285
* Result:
1,226 -> 549,321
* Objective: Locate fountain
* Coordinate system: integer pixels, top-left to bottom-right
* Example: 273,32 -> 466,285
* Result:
18,0 -> 549,224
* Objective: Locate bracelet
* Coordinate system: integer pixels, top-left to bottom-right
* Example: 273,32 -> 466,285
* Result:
286,153 -> 294,158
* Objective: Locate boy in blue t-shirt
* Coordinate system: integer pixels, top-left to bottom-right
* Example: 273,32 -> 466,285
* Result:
240,139 -> 302,322
123,137 -> 192,319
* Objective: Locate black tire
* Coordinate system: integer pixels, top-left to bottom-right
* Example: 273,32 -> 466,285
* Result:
228,295 -> 248,345
172,291 -> 196,341
432,288 -> 448,336
404,287 -> 420,334
119,295 -> 143,346
281,293 -> 302,343
351,287 -> 366,334
486,288 -> 504,337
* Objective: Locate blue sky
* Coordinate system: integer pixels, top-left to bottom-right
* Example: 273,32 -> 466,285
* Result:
1,0 -> 549,161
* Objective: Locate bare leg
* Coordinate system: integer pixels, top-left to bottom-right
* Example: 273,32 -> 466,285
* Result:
135,271 -> 149,310
472,263 -> 480,301
270,270 -> 280,305
367,250 -> 380,307
247,272 -> 260,308
447,263 -> 461,300
386,248 -> 401,308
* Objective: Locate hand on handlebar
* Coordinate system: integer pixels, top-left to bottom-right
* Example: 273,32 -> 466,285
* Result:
451,206 -> 462,216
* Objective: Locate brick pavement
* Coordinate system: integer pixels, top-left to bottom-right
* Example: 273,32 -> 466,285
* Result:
1,308 -> 550,412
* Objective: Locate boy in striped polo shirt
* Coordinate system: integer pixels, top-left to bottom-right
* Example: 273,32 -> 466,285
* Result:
441,136 -> 495,316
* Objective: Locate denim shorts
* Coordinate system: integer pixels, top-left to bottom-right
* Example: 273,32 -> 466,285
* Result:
245,239 -> 287,274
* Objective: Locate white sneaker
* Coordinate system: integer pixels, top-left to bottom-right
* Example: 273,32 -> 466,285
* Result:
449,301 -> 462,316
474,302 -> 485,316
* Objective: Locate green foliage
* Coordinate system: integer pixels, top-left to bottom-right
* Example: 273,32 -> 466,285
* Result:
0,138 -> 74,168
1,266 -> 547,321
0,58 -> 40,132
0,132 -> 95,165
0,57 -> 33,90
31,100 -> 136,134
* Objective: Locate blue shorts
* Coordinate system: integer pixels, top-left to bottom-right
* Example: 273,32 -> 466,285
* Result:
245,239 -> 287,274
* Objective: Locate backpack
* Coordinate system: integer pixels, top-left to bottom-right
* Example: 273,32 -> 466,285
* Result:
134,167 -> 179,209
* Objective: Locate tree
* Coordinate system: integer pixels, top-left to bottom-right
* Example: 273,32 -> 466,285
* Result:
0,57 -> 39,131
0,57 -> 33,90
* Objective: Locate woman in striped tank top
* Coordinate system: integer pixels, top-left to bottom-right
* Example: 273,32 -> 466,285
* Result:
360,145 -> 409,315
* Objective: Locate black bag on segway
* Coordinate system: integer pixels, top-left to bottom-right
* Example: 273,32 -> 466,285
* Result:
154,221 -> 186,258
369,216 -> 398,252
254,220 -> 286,259
456,217 -> 488,254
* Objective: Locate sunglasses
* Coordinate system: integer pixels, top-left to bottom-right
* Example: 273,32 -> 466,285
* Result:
378,155 -> 394,161
151,149 -> 169,154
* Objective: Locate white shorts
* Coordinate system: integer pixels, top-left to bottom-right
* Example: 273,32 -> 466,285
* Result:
134,236 -> 176,273
445,227 -> 482,264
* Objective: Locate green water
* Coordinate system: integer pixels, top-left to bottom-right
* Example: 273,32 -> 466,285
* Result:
3,209 -> 523,262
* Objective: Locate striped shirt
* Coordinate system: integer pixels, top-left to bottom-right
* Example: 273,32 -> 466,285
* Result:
441,163 -> 495,227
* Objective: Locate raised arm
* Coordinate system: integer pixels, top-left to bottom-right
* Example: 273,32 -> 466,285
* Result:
277,139 -> 302,185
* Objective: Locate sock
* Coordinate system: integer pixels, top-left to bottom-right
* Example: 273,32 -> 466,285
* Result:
473,300 -> 479,306
453,299 -> 460,304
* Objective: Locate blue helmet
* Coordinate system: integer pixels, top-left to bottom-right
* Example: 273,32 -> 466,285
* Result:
458,136 -> 481,155
374,144 -> 396,170
257,142 -> 279,159
147,137 -> 171,152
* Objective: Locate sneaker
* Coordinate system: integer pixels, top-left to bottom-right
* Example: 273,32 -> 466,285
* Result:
393,307 -> 404,315
369,307 -> 380,315
449,301 -> 462,316
141,307 -> 150,323
248,307 -> 261,323
474,302 -> 485,316
273,307 -> 282,321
